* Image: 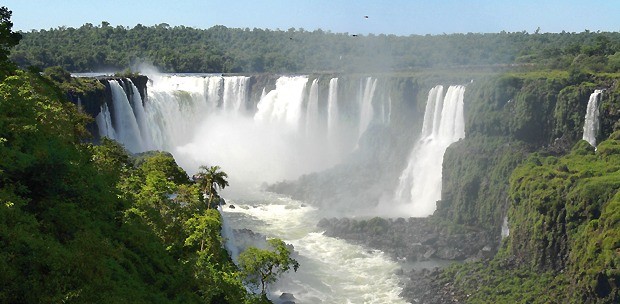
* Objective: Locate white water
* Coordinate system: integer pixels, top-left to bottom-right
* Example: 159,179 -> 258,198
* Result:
221,192 -> 406,303
582,89 -> 603,147
128,80 -> 153,150
108,80 -> 145,153
305,79 -> 319,137
501,216 -> 510,239
223,76 -> 250,112
95,102 -> 116,140
393,85 -> 466,217
358,77 -> 378,140
255,76 -> 308,131
95,74 -> 471,303
326,78 -> 340,148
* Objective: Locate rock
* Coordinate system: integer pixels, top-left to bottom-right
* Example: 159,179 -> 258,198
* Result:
436,247 -> 465,260
280,293 -> 296,301
421,233 -> 439,245
229,204 -> 235,209
423,248 -> 436,259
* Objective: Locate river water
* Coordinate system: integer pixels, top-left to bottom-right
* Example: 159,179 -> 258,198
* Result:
221,189 -> 407,304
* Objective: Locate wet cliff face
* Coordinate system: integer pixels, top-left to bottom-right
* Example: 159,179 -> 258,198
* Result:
438,73 -> 619,301
439,73 -> 620,233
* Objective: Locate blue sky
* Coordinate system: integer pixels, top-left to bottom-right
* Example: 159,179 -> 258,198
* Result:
4,0 -> 620,35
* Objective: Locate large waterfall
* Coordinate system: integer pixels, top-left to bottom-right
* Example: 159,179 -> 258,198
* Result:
583,89 -> 603,147
394,85 -> 465,217
93,74 -> 466,303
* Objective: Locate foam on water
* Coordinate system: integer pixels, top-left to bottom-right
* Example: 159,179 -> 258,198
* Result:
221,192 -> 407,304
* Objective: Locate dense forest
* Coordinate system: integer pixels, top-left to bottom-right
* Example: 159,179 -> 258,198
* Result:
9,21 -> 620,74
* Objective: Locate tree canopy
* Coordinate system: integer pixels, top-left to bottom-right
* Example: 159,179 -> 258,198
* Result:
238,238 -> 300,296
8,21 -> 620,74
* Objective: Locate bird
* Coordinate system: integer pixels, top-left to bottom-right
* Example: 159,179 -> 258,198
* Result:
364,15 -> 369,19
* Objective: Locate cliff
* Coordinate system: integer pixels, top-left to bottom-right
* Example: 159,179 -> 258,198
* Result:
432,72 -> 620,302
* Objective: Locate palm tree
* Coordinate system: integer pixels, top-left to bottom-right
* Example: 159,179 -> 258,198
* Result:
196,165 -> 229,209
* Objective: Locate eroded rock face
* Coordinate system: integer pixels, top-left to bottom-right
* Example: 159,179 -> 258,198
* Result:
317,217 -> 499,262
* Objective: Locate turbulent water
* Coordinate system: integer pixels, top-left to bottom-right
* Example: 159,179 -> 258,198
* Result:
95,74 -> 467,303
222,191 -> 406,303
583,89 -> 603,147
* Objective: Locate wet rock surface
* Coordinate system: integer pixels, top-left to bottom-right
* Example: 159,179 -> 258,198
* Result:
317,217 -> 498,263
317,216 -> 499,303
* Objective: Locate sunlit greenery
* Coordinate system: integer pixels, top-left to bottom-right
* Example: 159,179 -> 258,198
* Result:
9,22 -> 620,73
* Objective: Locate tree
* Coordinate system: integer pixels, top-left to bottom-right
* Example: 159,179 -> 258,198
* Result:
195,165 -> 229,209
0,7 -> 20,63
238,238 -> 300,297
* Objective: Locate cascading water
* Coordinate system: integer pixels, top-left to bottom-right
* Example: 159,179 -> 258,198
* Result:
108,80 -> 145,153
305,79 -> 319,137
254,76 -> 307,130
358,77 -> 378,140
394,85 -> 466,217
222,76 -> 250,112
96,103 -> 116,140
94,74 -> 454,303
583,89 -> 603,147
128,79 -> 152,150
327,78 -> 339,141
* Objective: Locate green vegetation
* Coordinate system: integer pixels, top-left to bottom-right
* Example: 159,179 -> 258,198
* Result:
238,238 -> 300,297
0,8 -> 295,303
439,138 -> 620,303
438,136 -> 530,231
8,21 -> 620,73
195,165 -> 230,210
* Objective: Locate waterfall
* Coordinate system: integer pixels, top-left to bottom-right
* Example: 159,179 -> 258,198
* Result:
381,96 -> 392,125
128,79 -> 152,150
327,78 -> 339,140
582,89 -> 603,147
254,76 -> 308,131
222,76 -> 250,112
501,216 -> 510,239
305,79 -> 319,136
205,76 -> 223,109
109,80 -> 145,153
358,77 -> 378,140
95,102 -> 116,140
394,85 -> 465,217
144,76 -> 212,151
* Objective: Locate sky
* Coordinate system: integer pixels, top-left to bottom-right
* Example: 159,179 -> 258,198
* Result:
3,0 -> 620,36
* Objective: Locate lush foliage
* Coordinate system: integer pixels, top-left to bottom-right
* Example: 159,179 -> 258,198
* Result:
438,136 -> 530,230
8,22 -> 620,73
440,138 -> 620,303
238,238 -> 300,296
0,10 -> 274,301
195,165 -> 229,210
505,138 -> 620,301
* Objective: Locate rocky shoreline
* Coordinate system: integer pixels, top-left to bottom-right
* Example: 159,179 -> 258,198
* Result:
317,216 -> 500,303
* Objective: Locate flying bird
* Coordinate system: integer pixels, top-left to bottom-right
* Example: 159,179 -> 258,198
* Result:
364,15 -> 369,19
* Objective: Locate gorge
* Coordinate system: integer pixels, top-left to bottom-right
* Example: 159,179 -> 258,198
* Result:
75,71 -> 620,303
3,5 -> 620,302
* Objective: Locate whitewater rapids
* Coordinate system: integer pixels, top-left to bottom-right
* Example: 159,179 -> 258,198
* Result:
221,190 -> 407,304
